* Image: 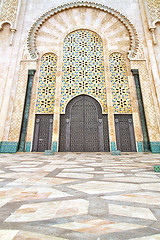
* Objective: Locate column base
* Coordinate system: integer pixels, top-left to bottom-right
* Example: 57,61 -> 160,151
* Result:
111,141 -> 116,151
0,141 -> 18,153
137,142 -> 143,152
44,150 -> 55,155
111,150 -> 121,155
52,141 -> 57,152
25,142 -> 31,152
150,142 -> 160,153
154,165 -> 160,172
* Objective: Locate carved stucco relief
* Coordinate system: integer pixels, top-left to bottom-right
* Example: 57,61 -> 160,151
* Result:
146,0 -> 160,44
0,0 -> 21,45
27,1 -> 140,60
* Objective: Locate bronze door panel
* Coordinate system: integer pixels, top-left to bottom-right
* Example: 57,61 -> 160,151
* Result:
59,95 -> 110,152
32,114 -> 53,152
115,114 -> 136,152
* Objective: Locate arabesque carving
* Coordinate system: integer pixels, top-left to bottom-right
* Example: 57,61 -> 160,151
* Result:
0,0 -> 21,45
27,1 -> 139,59
146,0 -> 160,44
147,0 -> 160,23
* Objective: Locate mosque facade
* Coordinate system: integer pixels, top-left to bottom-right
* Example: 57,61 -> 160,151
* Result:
0,0 -> 160,153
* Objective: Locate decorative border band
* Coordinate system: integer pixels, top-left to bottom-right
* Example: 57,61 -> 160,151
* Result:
0,142 -> 18,153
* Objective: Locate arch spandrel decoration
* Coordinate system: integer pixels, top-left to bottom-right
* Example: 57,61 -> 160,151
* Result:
36,53 -> 57,114
60,29 -> 107,114
109,53 -> 132,113
146,0 -> 160,44
146,0 -> 160,24
27,1 -> 139,59
0,0 -> 20,29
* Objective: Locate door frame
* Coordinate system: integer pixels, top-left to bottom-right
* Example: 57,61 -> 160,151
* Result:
59,94 -> 110,152
114,114 -> 136,152
32,114 -> 53,152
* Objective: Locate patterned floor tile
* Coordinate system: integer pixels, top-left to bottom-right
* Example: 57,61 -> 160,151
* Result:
141,183 -> 160,191
103,177 -> 160,183
130,234 -> 160,240
5,199 -> 89,222
108,204 -> 157,220
53,219 -> 146,234
0,152 -> 160,239
102,191 -> 160,205
0,230 -> 18,240
13,230 -> 68,240
56,172 -> 94,179
69,180 -> 140,194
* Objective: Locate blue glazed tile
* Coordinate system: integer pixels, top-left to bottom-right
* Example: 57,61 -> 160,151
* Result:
60,30 -> 107,113
52,141 -> 57,152
137,142 -> 143,152
111,141 -> 117,151
0,142 -> 18,153
25,142 -> 31,152
150,142 -> 160,153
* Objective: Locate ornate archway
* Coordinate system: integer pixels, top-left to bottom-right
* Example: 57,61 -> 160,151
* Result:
59,95 -> 110,152
27,1 -> 139,59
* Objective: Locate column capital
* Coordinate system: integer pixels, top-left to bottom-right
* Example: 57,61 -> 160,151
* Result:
131,69 -> 139,75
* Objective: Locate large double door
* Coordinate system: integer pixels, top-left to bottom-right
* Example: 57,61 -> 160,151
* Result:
59,95 -> 110,152
32,100 -> 137,153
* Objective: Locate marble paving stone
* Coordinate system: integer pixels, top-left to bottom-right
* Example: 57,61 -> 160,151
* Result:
8,177 -> 75,186
69,181 -> 140,194
103,177 -> 160,183
108,204 -> 157,220
103,173 -> 125,177
0,230 -> 69,240
15,231 -> 68,240
102,192 -> 160,205
130,234 -> 160,239
141,183 -> 160,191
62,167 -> 94,172
8,168 -> 47,172
11,187 -> 71,201
135,173 -> 160,178
0,230 -> 18,240
5,199 -> 89,222
57,172 -> 94,179
53,219 -> 146,234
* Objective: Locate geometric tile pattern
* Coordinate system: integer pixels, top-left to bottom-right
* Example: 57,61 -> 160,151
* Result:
5,199 -> 88,222
0,0 -> 19,25
36,53 -> 57,113
108,204 -> 156,220
151,142 -> 160,153
131,60 -> 160,141
0,152 -> 160,239
53,219 -> 145,234
60,30 -> 107,113
0,141 -> 18,153
25,70 -> 39,143
109,53 -> 132,113
147,0 -> 160,22
8,61 -> 37,141
154,165 -> 160,172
